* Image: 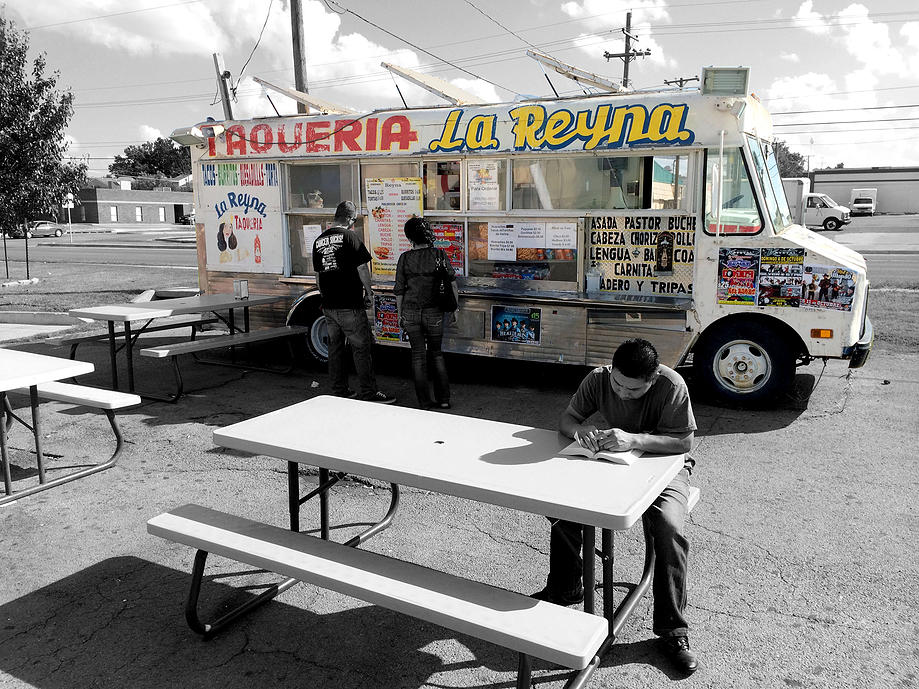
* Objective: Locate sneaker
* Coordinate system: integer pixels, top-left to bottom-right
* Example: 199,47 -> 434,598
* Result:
661,635 -> 699,674
436,401 -> 451,409
335,389 -> 359,399
530,585 -> 584,606
363,391 -> 397,404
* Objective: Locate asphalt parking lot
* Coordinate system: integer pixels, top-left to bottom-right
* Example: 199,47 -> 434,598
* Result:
0,339 -> 915,689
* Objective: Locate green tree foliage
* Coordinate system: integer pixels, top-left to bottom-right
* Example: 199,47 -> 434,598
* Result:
109,137 -> 191,179
0,17 -> 85,229
773,139 -> 807,178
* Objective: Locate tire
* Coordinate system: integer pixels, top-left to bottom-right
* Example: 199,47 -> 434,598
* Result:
305,312 -> 330,364
693,321 -> 795,406
54,229 -> 63,237
823,217 -> 840,231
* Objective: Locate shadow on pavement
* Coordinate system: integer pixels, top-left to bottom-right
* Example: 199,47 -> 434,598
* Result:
0,556 -> 530,689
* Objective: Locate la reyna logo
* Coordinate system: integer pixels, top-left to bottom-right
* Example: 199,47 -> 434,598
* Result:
428,102 -> 695,152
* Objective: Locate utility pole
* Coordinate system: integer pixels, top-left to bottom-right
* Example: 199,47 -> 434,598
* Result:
664,76 -> 699,89
213,53 -> 234,120
603,11 -> 651,89
291,0 -> 309,114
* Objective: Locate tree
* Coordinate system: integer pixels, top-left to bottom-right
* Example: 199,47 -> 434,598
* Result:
0,16 -> 85,231
109,137 -> 191,179
773,139 -> 807,178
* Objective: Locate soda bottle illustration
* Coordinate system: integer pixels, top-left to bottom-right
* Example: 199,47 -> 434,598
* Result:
254,234 -> 262,264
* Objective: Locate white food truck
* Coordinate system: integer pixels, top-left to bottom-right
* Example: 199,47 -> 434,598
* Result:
177,66 -> 873,405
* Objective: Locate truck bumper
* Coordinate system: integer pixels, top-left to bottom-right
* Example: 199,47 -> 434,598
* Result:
845,316 -> 873,369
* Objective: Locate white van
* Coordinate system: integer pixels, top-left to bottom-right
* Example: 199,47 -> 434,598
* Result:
849,188 -> 877,216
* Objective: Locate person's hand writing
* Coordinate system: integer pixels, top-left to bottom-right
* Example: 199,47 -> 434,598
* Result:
598,428 -> 635,451
574,425 -> 602,452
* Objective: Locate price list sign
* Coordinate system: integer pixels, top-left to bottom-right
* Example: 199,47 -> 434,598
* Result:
366,177 -> 423,276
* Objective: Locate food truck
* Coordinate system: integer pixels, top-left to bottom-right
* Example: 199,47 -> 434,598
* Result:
179,66 -> 873,405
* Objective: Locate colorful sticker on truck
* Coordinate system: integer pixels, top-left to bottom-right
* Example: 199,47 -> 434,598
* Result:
801,264 -> 855,311
757,247 -> 804,307
717,248 -> 759,304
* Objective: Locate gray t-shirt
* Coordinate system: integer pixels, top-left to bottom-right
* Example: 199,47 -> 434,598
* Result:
567,364 -> 697,438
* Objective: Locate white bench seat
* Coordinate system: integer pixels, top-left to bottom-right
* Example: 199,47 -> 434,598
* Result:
148,503 -> 609,670
139,325 -> 308,358
15,382 -> 141,410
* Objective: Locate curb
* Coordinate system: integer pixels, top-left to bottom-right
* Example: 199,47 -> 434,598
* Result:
0,311 -> 83,326
1,278 -> 39,288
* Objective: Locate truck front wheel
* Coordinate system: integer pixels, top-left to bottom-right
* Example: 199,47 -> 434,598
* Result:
823,217 -> 841,231
693,322 -> 795,406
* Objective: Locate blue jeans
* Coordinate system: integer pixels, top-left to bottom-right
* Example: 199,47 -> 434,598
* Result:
547,468 -> 692,637
401,307 -> 450,408
323,307 -> 377,399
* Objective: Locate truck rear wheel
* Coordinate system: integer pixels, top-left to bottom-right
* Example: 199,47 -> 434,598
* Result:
823,217 -> 841,231
287,297 -> 330,364
693,321 -> 794,406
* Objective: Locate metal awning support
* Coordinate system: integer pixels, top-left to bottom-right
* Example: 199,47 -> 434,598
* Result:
526,50 -> 629,93
380,62 -> 484,106
251,76 -> 356,114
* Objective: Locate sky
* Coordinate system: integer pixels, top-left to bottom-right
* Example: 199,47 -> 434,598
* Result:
4,0 -> 918,176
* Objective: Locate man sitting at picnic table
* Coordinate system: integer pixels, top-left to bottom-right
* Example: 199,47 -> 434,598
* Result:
533,337 -> 699,674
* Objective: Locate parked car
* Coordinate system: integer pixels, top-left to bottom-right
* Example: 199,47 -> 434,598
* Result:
28,220 -> 66,238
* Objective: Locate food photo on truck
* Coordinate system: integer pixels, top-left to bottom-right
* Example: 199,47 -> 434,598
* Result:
170,65 -> 873,407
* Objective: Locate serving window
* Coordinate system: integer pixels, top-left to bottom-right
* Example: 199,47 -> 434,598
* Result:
287,214 -> 366,276
423,160 -> 461,211
287,162 -> 357,211
467,219 -> 578,285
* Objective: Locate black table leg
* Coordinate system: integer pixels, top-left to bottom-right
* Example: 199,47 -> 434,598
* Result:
0,392 -> 11,495
288,461 -> 300,532
107,321 -> 119,389
319,467 -> 330,540
29,386 -> 45,484
124,321 -> 135,393
583,525 -> 596,615
602,529 -> 614,623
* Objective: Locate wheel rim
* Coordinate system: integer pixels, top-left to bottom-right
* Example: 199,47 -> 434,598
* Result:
310,315 -> 329,359
712,339 -> 772,394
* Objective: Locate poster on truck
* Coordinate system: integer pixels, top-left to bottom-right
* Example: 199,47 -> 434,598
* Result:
801,263 -> 856,311
757,247 -> 804,307
490,305 -> 541,345
430,221 -> 465,274
717,248 -> 759,304
200,161 -> 283,273
366,177 -> 423,276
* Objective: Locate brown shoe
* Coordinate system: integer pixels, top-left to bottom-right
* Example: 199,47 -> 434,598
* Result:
661,635 -> 699,674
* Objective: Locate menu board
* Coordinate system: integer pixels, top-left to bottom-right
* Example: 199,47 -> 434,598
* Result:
366,177 -> 423,276
430,221 -> 465,274
298,224 -> 323,258
487,223 -> 517,261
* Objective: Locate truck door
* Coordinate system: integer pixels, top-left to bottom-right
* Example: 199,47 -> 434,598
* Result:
805,195 -> 825,227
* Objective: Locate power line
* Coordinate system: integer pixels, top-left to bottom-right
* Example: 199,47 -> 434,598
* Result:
773,104 -> 919,115
774,117 -> 919,126
321,0 -> 519,95
26,0 -> 204,30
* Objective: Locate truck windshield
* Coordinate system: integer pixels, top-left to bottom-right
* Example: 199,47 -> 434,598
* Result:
818,194 -> 839,206
746,135 -> 794,232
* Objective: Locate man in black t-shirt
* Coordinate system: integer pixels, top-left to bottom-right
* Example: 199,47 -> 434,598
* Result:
312,201 -> 395,404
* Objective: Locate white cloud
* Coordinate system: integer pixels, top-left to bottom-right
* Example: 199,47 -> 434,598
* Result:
138,125 -> 162,141
794,0 -> 830,35
780,52 -> 800,63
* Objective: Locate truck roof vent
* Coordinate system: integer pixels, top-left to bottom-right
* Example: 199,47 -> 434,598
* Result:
701,67 -> 750,96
